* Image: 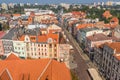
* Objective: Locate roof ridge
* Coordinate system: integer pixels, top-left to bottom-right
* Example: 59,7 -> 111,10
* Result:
0,68 -> 13,80
37,59 -> 52,80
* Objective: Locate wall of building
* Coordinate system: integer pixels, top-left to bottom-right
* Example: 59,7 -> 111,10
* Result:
2,39 -> 14,55
13,40 -> 26,58
0,40 -> 4,55
94,45 -> 120,80
58,44 -> 70,61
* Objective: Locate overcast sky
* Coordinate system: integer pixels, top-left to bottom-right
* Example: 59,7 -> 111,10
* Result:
0,0 -> 110,4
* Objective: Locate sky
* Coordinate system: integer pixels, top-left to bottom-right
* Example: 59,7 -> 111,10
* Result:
0,0 -> 115,4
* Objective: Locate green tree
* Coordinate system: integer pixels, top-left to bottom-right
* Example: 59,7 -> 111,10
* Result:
2,22 -> 9,31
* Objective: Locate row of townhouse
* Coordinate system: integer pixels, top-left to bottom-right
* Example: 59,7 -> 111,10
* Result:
94,42 -> 120,80
63,10 -> 119,41
62,10 -> 120,80
0,24 -> 70,61
0,10 -> 58,30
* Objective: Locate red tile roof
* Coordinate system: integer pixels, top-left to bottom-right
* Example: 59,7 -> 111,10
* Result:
19,33 -> 59,43
0,69 -> 11,80
13,14 -> 21,17
5,53 -> 20,60
0,53 -> 71,80
113,54 -> 120,60
76,23 -> 95,30
19,35 -> 25,41
106,42 -> 120,53
47,33 -> 59,43
38,35 -> 47,42
104,23 -> 118,28
0,31 -> 6,39
103,11 -> 112,19
110,17 -> 119,25
72,11 -> 81,15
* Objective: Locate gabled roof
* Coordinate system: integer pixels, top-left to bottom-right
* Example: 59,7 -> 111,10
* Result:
105,42 -> 120,53
0,54 -> 71,80
5,53 -> 20,60
0,69 -> 12,80
103,11 -> 112,19
19,33 -> 59,43
76,23 -> 95,30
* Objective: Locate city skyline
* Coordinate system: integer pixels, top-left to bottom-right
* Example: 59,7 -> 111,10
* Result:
0,0 -> 115,4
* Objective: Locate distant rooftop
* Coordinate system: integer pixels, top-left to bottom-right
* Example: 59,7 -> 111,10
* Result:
79,27 -> 99,32
87,33 -> 112,41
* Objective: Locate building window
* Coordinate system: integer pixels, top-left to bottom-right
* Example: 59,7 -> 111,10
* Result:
26,38 -> 28,41
38,44 -> 40,47
54,54 -> 57,57
49,49 -> 52,52
27,48 -> 29,51
54,49 -> 57,52
54,44 -> 56,47
44,45 -> 46,47
45,53 -> 47,56
39,52 -> 40,55
50,54 -> 52,57
27,53 -> 29,56
41,44 -> 43,47
49,44 -> 52,48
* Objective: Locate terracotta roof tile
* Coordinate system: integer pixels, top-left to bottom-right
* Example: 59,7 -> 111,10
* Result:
106,42 -> 120,53
19,35 -> 25,41
19,33 -> 59,43
38,35 -> 47,42
103,11 -> 112,19
77,23 -> 95,29
0,31 -> 6,39
13,14 -> 21,17
0,69 -> 11,80
113,54 -> 120,60
51,61 -> 71,80
0,54 -> 71,80
5,53 -> 20,60
47,33 -> 59,43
